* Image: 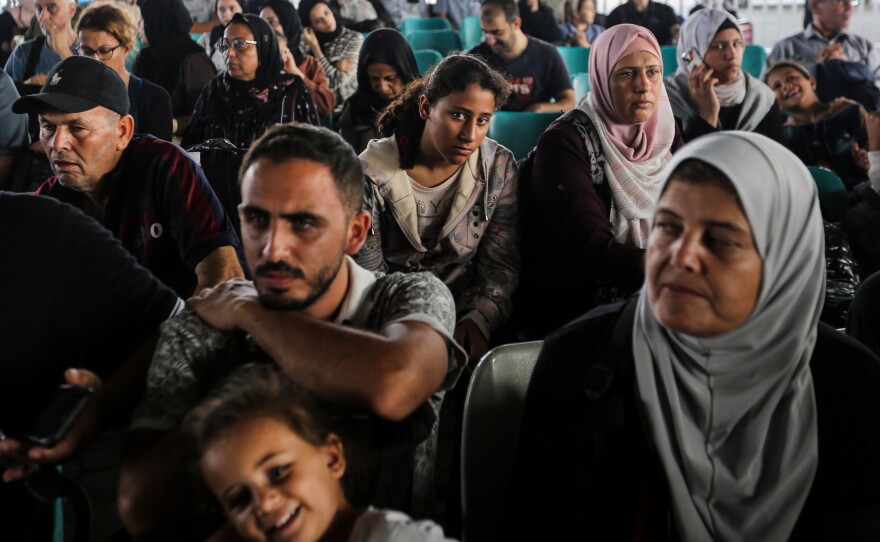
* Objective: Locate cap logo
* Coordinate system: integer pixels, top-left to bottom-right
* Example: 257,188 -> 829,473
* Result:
49,71 -> 62,86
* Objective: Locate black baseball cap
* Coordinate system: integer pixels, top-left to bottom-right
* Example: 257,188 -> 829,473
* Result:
12,56 -> 130,116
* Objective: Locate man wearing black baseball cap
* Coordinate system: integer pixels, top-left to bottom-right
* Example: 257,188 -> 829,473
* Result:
13,56 -> 244,298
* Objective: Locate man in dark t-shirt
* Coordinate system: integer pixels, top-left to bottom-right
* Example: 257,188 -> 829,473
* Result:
12,56 -> 243,298
605,0 -> 679,46
469,0 -> 574,112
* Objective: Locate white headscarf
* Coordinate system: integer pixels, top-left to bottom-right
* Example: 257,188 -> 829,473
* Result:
633,132 -> 824,541
665,9 -> 775,131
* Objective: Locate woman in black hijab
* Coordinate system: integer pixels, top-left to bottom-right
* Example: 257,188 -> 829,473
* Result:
338,29 -> 419,154
259,0 -> 335,116
181,13 -> 319,148
298,0 -> 363,114
133,0 -> 216,136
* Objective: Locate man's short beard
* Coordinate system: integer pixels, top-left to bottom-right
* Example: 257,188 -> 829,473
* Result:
257,252 -> 344,311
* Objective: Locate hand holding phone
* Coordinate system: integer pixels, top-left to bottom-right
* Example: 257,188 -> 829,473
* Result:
23,384 -> 92,448
681,48 -> 706,75
0,369 -> 102,483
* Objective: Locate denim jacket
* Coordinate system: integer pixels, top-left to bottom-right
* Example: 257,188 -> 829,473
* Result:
356,136 -> 519,339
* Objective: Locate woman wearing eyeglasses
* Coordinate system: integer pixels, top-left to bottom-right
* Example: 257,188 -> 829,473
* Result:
181,13 -> 319,149
133,0 -> 216,137
198,0 -> 245,73
76,3 -> 173,141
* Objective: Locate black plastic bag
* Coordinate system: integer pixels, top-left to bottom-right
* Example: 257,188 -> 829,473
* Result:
823,221 -> 860,328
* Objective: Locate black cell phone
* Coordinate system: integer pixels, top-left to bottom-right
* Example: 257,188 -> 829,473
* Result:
22,385 -> 92,448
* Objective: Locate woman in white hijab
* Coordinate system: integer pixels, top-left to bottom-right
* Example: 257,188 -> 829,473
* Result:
665,9 -> 784,143
511,131 -> 880,540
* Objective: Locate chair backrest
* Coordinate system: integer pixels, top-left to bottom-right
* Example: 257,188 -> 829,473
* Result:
661,45 -> 678,76
572,71 -> 590,100
742,43 -> 768,78
488,111 -> 559,161
807,166 -> 850,222
405,29 -> 463,56
555,45 -> 589,76
400,17 -> 452,35
413,49 -> 443,74
461,341 -> 544,542
460,15 -> 483,49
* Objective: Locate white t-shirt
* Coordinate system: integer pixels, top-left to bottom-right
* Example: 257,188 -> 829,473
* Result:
408,171 -> 460,249
348,508 -> 457,542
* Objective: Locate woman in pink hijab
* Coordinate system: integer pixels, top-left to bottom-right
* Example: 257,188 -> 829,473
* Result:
517,24 -> 682,339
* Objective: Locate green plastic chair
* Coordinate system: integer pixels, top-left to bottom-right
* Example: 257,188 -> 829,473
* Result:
572,72 -> 590,100
190,32 -> 203,42
488,111 -> 559,161
555,46 -> 589,76
405,29 -> 463,56
462,341 -> 544,542
460,16 -> 483,49
742,44 -> 768,78
807,166 -> 850,222
661,45 -> 678,75
414,49 -> 443,74
400,17 -> 451,35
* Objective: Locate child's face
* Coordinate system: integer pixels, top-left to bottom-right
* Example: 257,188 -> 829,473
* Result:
201,417 -> 347,542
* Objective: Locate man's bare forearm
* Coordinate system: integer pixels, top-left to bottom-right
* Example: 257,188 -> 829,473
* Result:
236,303 -> 447,421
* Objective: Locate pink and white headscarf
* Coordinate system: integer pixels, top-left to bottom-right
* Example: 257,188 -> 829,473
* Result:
578,24 -> 676,248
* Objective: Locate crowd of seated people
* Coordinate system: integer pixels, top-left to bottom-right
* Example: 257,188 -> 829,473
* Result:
2,0 -> 880,540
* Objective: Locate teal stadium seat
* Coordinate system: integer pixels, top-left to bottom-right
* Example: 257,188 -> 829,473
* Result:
460,16 -> 483,49
555,46 -> 589,76
742,44 -> 768,78
807,166 -> 850,222
190,32 -> 202,42
405,29 -> 463,56
399,17 -> 451,35
488,111 -> 559,161
661,45 -> 678,75
414,49 -> 443,74
572,72 -> 590,100
461,341 -> 544,542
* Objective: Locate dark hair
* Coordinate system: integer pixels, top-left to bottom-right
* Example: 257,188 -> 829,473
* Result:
481,0 -> 519,22
667,159 -> 743,207
185,363 -> 337,457
377,54 -> 510,170
240,124 -> 364,214
183,364 -> 356,503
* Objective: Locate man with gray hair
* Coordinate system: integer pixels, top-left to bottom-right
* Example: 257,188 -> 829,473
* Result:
4,0 -> 78,85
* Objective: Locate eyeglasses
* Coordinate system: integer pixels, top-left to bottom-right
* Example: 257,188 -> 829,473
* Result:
78,43 -> 124,61
217,37 -> 258,54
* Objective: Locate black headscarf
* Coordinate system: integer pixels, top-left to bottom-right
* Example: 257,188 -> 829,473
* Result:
136,0 -> 205,94
297,0 -> 344,46
227,13 -> 284,82
184,13 -> 309,146
355,29 -> 418,108
209,0 -> 247,51
349,29 -> 419,124
260,0 -> 305,64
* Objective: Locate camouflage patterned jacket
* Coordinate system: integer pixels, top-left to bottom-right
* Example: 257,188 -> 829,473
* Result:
356,136 -> 519,340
